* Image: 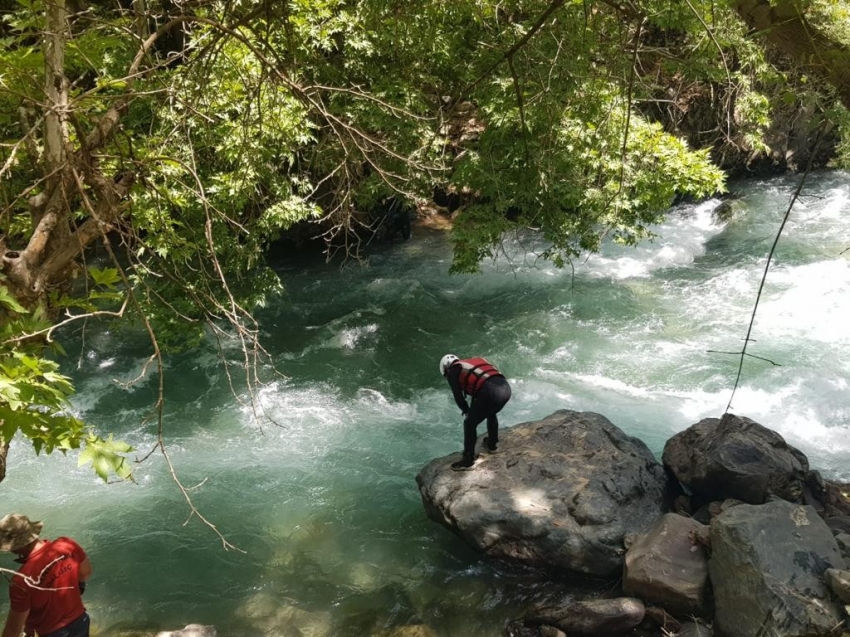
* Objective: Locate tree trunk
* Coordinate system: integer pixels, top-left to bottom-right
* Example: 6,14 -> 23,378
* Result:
0,0 -> 132,309
0,439 -> 8,485
732,0 -> 850,110
1,0 -> 75,309
44,0 -> 69,176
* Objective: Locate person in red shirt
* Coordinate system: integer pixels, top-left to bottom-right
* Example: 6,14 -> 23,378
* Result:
439,354 -> 512,471
0,514 -> 92,637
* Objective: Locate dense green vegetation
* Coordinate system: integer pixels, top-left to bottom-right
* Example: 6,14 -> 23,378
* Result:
1,0 -> 849,484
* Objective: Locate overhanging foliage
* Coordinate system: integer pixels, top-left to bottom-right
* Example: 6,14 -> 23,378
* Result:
0,0 -> 848,504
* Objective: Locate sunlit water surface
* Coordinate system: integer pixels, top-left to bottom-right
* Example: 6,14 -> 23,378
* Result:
3,171 -> 850,635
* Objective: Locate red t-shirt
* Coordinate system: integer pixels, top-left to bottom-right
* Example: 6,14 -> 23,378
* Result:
8,537 -> 87,635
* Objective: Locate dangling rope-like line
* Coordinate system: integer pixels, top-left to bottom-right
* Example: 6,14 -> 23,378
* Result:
724,124 -> 827,414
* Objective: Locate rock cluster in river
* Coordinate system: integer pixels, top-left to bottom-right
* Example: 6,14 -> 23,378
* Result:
416,410 -> 850,637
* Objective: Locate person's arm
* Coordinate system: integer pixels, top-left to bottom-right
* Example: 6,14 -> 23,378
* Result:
78,557 -> 92,582
446,366 -> 469,415
2,609 -> 29,637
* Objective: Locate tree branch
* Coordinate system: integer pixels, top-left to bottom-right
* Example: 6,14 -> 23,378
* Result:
462,0 -> 568,97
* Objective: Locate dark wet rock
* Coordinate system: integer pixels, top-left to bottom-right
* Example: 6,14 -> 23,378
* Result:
367,196 -> 413,242
672,494 -> 693,516
525,597 -> 645,636
416,410 -> 672,577
623,513 -> 711,617
691,503 -> 711,525
711,200 -> 734,223
662,413 -> 809,505
801,471 -> 850,522
709,500 -> 845,637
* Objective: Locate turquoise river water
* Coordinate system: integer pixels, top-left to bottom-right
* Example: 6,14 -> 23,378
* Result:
3,171 -> 850,636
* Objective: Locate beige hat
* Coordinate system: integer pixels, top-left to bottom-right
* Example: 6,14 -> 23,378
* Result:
0,514 -> 43,552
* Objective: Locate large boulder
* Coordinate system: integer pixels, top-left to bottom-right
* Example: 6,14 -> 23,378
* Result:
662,413 -> 809,505
709,500 -> 846,637
623,513 -> 711,617
416,410 -> 671,577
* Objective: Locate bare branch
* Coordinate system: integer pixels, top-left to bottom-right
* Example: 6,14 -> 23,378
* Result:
0,557 -> 75,591
1,300 -> 129,346
68,165 -> 241,550
706,350 -> 782,366
724,122 -> 827,413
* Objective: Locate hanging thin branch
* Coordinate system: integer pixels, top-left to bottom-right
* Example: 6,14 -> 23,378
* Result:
69,165 -> 242,552
723,123 -> 827,413
507,55 -> 530,165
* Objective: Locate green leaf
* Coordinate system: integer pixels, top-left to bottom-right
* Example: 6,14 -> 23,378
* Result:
88,267 -> 121,287
78,434 -> 134,482
0,286 -> 27,313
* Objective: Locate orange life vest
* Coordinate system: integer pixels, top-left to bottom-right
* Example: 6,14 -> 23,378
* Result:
453,357 -> 502,395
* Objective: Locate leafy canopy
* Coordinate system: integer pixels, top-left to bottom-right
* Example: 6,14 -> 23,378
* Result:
1,0 -> 849,485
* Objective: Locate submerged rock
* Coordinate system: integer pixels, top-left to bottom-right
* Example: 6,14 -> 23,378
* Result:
711,200 -> 735,223
236,592 -> 333,636
416,410 -> 671,577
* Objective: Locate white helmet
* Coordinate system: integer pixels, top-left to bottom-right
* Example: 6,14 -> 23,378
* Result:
439,354 -> 459,376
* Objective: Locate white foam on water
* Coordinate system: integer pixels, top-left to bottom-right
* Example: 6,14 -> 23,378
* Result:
278,307 -> 386,359
334,323 -> 379,349
579,199 -> 726,279
755,259 -> 850,345
785,185 -> 850,240
520,355 -> 850,474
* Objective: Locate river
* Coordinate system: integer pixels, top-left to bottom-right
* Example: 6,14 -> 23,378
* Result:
3,170 -> 850,636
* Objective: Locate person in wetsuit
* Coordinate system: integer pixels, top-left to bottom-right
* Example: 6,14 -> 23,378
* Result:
439,354 -> 512,471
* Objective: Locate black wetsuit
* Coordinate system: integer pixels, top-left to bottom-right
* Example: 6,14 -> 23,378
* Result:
446,363 -> 512,459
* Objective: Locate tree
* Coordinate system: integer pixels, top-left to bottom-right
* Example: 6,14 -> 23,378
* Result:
0,0 -> 848,533
732,0 -> 850,110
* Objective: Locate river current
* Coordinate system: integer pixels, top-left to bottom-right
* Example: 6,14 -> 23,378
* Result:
3,171 -> 850,635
